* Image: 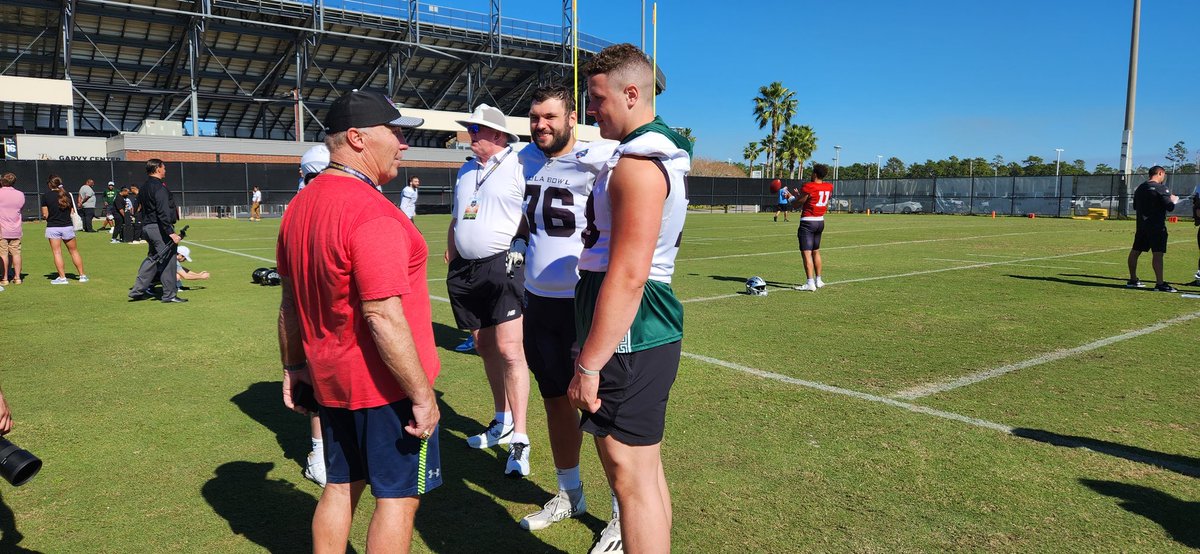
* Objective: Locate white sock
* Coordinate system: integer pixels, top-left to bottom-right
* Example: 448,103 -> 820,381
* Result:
611,493 -> 620,518
806,278 -> 815,287
556,466 -> 582,491
497,411 -> 513,426
510,432 -> 529,445
311,438 -> 323,453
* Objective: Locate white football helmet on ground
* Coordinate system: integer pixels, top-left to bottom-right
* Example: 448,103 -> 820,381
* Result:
745,276 -> 768,296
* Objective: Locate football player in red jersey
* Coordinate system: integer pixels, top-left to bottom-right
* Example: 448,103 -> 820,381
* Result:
792,164 -> 834,291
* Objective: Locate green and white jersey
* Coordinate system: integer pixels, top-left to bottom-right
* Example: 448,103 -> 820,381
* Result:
575,117 -> 692,353
519,140 -> 618,298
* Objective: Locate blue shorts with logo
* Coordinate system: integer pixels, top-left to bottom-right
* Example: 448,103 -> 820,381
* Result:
319,398 -> 442,498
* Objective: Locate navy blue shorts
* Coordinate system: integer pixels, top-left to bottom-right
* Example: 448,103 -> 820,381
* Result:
319,399 -> 442,498
798,220 -> 826,251
523,292 -> 577,399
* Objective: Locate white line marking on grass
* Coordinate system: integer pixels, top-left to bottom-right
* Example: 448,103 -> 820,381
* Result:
184,240 -> 274,263
967,253 -> 1119,265
891,310 -> 1200,400
188,236 -> 278,242
682,351 -> 1200,477
923,257 -> 1081,271
680,242 -> 1182,304
678,230 -> 1051,262
680,351 -> 1014,432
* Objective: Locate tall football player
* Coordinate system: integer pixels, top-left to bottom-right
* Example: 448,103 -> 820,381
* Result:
514,84 -> 624,553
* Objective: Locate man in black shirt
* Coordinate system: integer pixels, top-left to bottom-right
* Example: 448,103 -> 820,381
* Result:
128,159 -> 186,303
1127,165 -> 1178,292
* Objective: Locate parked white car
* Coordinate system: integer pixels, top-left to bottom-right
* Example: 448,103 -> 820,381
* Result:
871,201 -> 923,213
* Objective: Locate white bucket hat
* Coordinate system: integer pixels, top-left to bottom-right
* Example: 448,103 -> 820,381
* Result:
456,104 -> 520,143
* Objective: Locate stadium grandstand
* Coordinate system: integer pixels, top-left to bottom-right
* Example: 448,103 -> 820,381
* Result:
0,0 -> 623,165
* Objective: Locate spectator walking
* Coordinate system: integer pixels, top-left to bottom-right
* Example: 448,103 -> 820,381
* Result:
127,160 -> 184,303
101,181 -> 116,231
0,173 -> 23,285
250,186 -> 262,221
41,176 -> 87,284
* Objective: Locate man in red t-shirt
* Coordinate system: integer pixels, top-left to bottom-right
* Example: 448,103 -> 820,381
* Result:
276,90 -> 440,552
792,163 -> 835,291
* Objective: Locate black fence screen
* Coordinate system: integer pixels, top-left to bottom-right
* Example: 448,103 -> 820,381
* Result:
3,160 -> 1197,220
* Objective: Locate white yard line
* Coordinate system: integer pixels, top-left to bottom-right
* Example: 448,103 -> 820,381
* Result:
677,230 -> 1053,262
890,310 -> 1200,400
680,242 -> 1174,304
682,351 -> 1200,477
967,253 -> 1120,265
923,257 -> 1081,271
187,236 -> 278,242
184,240 -> 274,263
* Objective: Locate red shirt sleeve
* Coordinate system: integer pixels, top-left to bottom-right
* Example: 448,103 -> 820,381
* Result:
348,215 -> 412,301
275,234 -> 289,277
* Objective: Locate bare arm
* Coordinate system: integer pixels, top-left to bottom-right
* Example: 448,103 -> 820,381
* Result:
0,386 -> 12,435
571,156 -> 667,411
362,295 -> 440,438
277,281 -> 309,413
444,218 -> 459,264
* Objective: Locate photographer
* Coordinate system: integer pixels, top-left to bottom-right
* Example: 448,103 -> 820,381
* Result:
128,160 -> 185,303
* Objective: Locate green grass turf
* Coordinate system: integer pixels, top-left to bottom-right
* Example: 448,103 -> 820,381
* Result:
1,213 -> 1198,552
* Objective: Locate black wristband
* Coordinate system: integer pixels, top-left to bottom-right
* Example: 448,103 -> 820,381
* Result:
283,362 -> 307,372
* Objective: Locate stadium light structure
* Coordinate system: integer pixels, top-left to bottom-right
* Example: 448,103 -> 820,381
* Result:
1055,148 -> 1064,214
1118,0 -> 1141,218
876,155 -> 882,182
833,145 -> 841,181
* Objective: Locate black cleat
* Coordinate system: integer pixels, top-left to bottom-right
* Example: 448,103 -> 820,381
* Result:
162,297 -> 189,303
1154,283 -> 1178,293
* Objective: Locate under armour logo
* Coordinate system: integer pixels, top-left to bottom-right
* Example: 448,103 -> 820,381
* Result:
427,468 -> 441,480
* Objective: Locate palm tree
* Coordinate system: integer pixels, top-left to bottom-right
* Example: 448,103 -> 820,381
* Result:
779,124 -> 817,179
752,81 -> 797,178
742,141 -> 763,175
677,127 -> 697,146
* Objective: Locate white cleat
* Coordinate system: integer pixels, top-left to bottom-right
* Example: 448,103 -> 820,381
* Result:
793,283 -> 816,292
815,277 -> 825,288
520,487 -> 586,530
505,442 -> 531,477
466,419 -> 513,449
589,516 -> 623,554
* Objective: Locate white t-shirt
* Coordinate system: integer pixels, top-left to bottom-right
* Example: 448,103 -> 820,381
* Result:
400,185 -> 418,219
451,146 -> 524,260
252,190 -> 262,203
520,140 -> 618,298
578,132 -> 691,283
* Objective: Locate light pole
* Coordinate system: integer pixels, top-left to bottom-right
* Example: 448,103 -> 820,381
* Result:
1055,148 -> 1064,216
833,145 -> 841,181
876,155 -> 883,182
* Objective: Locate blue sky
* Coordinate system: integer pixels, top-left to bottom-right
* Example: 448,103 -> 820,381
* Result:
433,1 -> 1198,170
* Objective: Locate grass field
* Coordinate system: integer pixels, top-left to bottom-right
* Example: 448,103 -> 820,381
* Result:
2,212 -> 1199,552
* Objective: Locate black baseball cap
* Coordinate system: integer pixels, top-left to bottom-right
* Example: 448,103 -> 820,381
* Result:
325,90 -> 424,133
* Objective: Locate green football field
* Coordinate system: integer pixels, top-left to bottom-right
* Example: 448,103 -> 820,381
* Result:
1,213 -> 1198,552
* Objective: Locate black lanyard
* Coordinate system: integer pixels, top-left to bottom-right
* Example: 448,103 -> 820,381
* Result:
326,161 -> 377,189
474,147 -> 513,194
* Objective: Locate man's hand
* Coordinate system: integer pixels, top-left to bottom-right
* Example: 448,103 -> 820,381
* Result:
404,392 -> 441,440
567,371 -> 601,413
169,233 -> 181,244
282,367 -> 313,415
0,390 -> 12,435
1170,194 -> 1179,203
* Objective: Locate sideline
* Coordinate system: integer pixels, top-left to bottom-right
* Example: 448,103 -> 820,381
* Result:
891,310 -> 1200,400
